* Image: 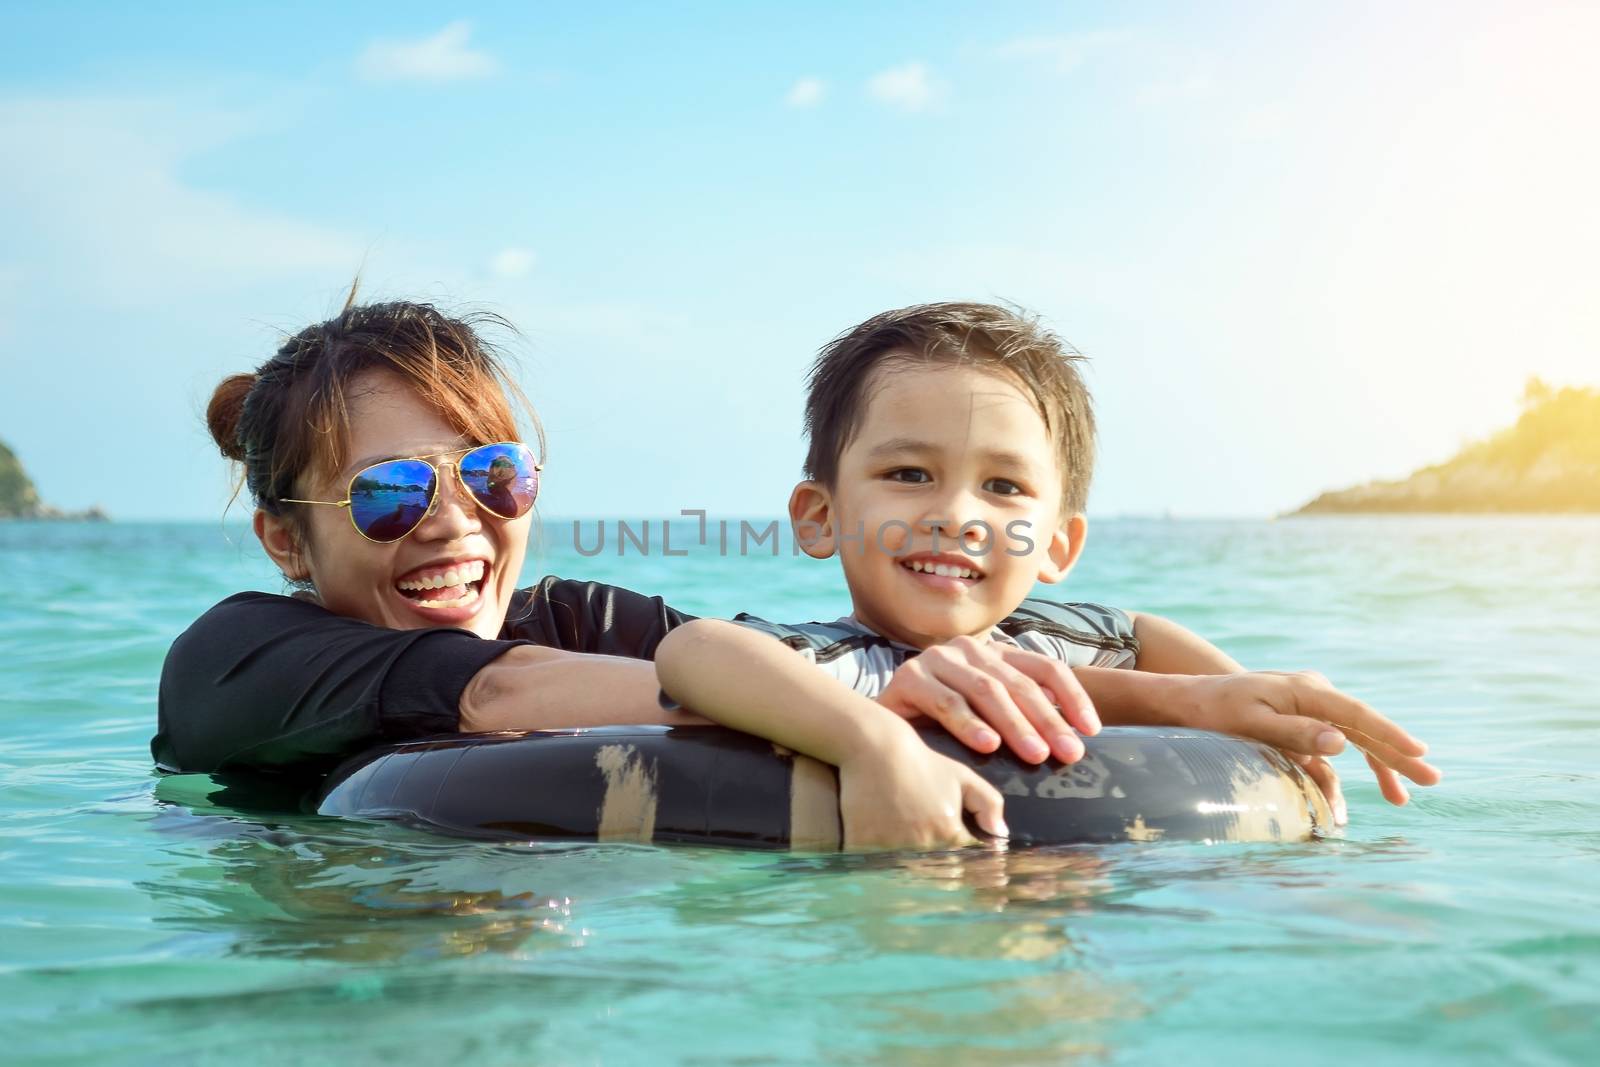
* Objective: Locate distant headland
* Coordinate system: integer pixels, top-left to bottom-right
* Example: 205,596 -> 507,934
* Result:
1292,379 -> 1600,515
0,439 -> 108,521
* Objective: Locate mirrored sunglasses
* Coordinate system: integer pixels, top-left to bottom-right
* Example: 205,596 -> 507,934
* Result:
281,441 -> 541,543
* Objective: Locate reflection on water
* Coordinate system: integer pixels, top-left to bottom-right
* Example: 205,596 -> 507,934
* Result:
144,823 -> 570,964
145,784 -> 588,965
143,786 -> 1150,1061
147,795 -> 1127,968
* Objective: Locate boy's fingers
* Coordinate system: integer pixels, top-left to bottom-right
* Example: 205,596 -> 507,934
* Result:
1241,684 -> 1446,783
1339,732 -> 1442,787
1296,755 -> 1347,826
1246,705 -> 1442,796
1256,711 -> 1434,789
927,658 -> 1050,764
1000,648 -> 1101,736
1231,707 -> 1346,758
984,658 -> 1084,763
961,771 -> 1010,840
1366,751 -> 1412,806
897,672 -> 1002,752
1285,675 -> 1428,757
1260,682 -> 1440,786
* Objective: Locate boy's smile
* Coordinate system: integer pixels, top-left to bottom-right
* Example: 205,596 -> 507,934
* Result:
791,360 -> 1085,648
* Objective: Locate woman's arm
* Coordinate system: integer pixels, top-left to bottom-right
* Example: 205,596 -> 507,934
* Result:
458,646 -> 708,731
154,582 -> 702,776
459,575 -> 715,730
155,592 -> 522,775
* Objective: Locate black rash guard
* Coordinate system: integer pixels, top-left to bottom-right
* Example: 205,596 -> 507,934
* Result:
153,575 -> 695,777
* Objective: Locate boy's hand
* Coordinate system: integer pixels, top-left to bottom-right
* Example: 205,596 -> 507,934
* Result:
658,618 -> 1008,850
837,725 -> 1009,850
876,637 -> 1100,764
1171,670 -> 1443,824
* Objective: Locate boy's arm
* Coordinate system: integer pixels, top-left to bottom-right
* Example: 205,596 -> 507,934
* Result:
1072,665 -> 1441,822
870,615 -> 1439,823
1127,612 -> 1244,674
1115,611 -> 1442,819
655,618 -> 1008,849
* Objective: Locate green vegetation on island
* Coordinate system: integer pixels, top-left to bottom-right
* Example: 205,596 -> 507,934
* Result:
0,439 -> 108,520
1293,379 -> 1600,514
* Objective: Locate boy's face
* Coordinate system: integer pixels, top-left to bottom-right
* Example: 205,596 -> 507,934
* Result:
791,360 -> 1086,648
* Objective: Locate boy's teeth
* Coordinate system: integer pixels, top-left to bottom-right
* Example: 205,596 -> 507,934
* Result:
905,560 -> 978,579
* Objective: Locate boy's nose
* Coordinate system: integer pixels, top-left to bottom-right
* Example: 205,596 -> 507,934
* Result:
917,500 -> 989,544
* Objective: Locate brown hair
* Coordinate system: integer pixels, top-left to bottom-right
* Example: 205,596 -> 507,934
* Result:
206,293 -> 541,548
803,302 -> 1096,513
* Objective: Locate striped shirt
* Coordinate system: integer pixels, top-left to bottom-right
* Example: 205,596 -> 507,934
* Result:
733,599 -> 1139,698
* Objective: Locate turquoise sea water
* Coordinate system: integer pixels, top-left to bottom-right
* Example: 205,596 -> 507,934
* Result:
2,517 -> 1597,1065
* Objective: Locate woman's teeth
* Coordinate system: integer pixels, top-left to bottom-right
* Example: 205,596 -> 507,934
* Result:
397,560 -> 487,591
411,588 -> 478,609
903,560 -> 981,580
397,560 -> 487,608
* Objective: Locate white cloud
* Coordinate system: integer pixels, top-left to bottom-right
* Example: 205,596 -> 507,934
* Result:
356,21 -> 497,83
867,62 -> 938,112
993,30 -> 1130,72
785,76 -> 825,108
1134,72 -> 1213,108
0,95 -> 362,307
490,247 -> 536,278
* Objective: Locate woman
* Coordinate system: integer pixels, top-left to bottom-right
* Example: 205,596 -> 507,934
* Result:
156,298 -> 1436,848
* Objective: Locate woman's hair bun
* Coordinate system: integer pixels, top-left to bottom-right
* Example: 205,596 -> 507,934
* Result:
206,372 -> 257,463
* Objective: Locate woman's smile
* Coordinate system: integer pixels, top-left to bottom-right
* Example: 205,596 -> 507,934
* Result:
393,557 -> 491,622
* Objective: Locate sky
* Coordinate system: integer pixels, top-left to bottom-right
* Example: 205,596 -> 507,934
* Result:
2,1 -> 1596,520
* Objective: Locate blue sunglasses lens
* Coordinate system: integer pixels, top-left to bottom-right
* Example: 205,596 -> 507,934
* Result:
458,443 -> 539,519
348,459 -> 437,542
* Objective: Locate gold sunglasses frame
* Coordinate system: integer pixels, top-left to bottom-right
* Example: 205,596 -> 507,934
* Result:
280,441 -> 543,544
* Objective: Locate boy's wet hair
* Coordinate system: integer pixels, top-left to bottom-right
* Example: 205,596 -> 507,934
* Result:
803,302 -> 1095,513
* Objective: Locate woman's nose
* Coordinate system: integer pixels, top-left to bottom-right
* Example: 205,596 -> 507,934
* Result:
418,466 -> 480,539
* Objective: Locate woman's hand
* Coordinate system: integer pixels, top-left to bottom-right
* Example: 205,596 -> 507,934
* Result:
837,724 -> 1009,851
1167,670 -> 1443,825
875,637 -> 1100,764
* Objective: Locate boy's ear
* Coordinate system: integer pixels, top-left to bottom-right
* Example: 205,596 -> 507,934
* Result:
788,481 -> 837,560
1036,513 -> 1087,585
254,508 -> 310,582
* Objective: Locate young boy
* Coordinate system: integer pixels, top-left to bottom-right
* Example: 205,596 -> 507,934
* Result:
734,302 -> 1130,744
656,303 -> 1436,849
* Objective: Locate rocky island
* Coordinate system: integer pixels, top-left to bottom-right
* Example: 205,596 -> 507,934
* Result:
0,438 -> 108,521
1292,380 -> 1600,515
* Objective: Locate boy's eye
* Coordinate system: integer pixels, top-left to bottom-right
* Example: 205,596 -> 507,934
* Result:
984,478 -> 1024,496
886,468 -> 931,484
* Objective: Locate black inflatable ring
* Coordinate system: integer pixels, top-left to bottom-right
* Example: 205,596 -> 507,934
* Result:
315,724 -> 1332,849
